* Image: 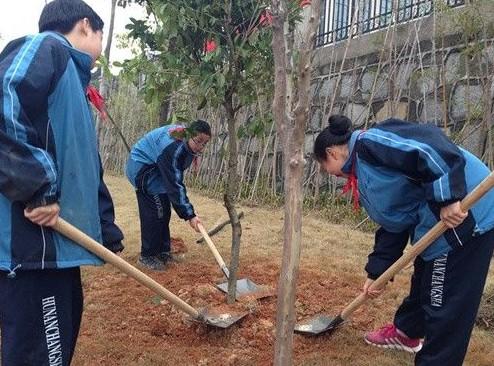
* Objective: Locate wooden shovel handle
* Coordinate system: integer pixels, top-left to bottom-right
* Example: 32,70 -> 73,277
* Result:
340,171 -> 494,320
198,223 -> 230,279
53,218 -> 199,319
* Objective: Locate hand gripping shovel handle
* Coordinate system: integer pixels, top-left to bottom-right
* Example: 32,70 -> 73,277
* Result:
339,171 -> 494,322
198,223 -> 230,279
53,218 -> 200,319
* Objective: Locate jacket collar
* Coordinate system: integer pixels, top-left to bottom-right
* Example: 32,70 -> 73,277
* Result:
183,139 -> 194,155
44,32 -> 93,89
342,129 -> 363,175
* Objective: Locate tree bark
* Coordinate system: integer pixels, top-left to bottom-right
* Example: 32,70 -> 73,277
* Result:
224,89 -> 242,304
271,1 -> 321,365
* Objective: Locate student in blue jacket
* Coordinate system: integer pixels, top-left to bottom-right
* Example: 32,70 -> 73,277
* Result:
313,115 -> 494,366
0,1 -> 124,365
126,120 -> 211,271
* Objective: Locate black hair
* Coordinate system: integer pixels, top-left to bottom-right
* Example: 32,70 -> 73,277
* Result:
313,115 -> 353,161
190,119 -> 212,137
39,0 -> 104,34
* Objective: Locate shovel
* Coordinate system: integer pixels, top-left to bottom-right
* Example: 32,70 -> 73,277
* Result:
53,218 -> 247,329
198,223 -> 274,300
295,171 -> 494,335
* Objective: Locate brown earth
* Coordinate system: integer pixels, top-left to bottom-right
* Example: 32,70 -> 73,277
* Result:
71,175 -> 494,366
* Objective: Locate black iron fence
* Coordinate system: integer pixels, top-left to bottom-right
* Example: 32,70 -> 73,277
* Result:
316,0 -> 466,47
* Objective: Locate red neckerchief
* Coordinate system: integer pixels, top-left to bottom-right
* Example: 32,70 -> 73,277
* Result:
342,157 -> 359,210
86,85 -> 108,121
342,131 -> 365,211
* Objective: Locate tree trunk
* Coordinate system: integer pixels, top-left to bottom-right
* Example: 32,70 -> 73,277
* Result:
271,1 -> 321,365
224,92 -> 242,305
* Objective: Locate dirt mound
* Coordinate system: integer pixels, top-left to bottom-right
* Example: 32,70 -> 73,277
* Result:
171,237 -> 188,254
78,250 -> 374,365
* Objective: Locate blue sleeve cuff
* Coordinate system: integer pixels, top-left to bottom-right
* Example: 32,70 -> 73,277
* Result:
26,192 -> 58,209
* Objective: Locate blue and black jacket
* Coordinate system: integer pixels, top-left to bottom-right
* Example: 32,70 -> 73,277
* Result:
342,119 -> 494,279
0,32 -> 123,273
126,125 -> 196,220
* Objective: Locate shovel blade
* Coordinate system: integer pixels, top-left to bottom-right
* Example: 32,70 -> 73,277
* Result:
216,278 -> 274,300
294,314 -> 343,335
201,309 -> 248,328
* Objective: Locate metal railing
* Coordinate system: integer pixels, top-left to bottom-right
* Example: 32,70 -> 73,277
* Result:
316,0 -> 466,47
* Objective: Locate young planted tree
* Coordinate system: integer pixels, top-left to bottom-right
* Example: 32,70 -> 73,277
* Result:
270,0 -> 321,364
121,0 -> 274,302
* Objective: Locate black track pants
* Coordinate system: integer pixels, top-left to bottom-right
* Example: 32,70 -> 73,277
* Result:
136,190 -> 172,257
0,267 -> 83,366
394,229 -> 494,366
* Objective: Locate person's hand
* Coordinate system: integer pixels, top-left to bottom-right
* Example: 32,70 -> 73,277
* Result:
24,203 -> 60,227
188,216 -> 201,233
363,278 -> 386,298
440,201 -> 467,229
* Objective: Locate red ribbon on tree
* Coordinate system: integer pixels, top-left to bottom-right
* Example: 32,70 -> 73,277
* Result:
86,85 -> 108,121
259,10 -> 273,27
203,39 -> 217,53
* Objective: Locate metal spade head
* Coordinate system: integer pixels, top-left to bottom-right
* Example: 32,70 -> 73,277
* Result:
294,314 -> 344,335
196,308 -> 248,328
216,278 -> 275,300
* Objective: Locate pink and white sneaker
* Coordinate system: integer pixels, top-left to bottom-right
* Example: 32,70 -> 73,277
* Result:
364,323 -> 423,353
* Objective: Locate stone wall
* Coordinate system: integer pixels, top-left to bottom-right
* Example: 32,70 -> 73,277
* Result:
308,3 -> 494,158
190,3 -> 494,198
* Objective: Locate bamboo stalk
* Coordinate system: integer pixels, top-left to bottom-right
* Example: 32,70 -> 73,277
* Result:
250,121 -> 275,200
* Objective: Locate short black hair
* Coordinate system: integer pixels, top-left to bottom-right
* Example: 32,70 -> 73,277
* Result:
190,119 -> 211,137
39,0 -> 104,34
